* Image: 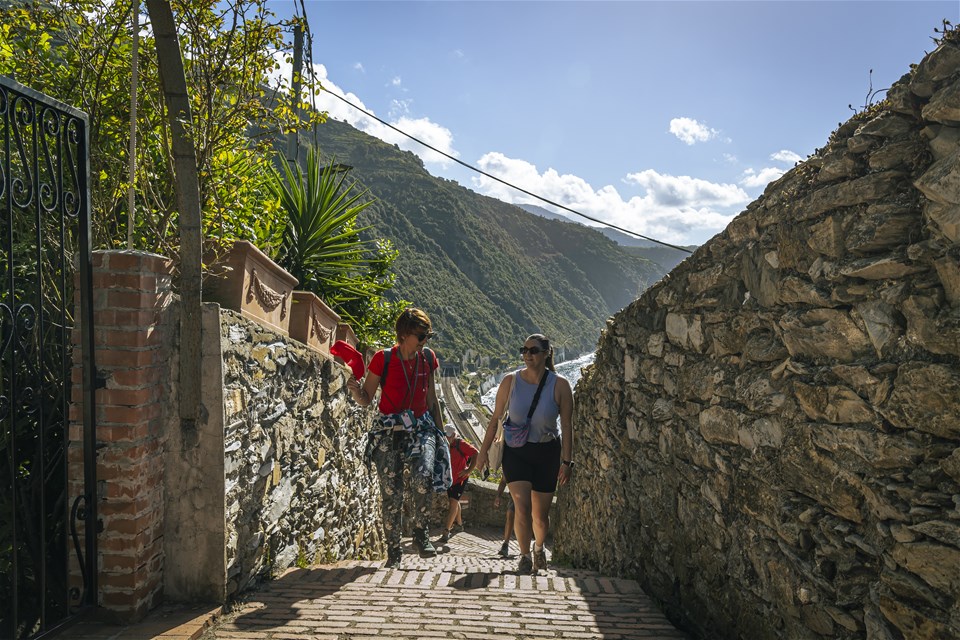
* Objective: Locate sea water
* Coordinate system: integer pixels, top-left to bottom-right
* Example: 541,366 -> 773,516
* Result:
480,350 -> 596,411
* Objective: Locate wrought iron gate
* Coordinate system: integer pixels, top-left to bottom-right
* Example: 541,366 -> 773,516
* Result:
0,76 -> 97,639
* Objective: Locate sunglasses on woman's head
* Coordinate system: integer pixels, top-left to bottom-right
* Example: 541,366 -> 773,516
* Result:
520,346 -> 545,355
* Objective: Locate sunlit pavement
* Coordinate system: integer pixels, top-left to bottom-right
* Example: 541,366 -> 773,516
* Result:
200,527 -> 688,640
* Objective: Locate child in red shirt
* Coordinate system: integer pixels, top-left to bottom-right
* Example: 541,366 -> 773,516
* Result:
438,425 -> 478,544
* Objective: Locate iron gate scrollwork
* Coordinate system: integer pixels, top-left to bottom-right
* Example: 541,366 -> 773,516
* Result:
0,76 -> 97,639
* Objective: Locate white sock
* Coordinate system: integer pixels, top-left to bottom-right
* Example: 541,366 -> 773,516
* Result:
534,542 -> 543,552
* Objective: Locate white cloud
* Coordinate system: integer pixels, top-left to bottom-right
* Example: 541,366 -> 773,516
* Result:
669,117 -> 719,145
267,52 -> 459,169
771,149 -> 802,164
723,153 -> 738,164
392,116 -> 458,165
740,167 -> 786,189
739,149 -> 802,189
353,62 -> 365,73
472,153 -> 748,244
625,170 -> 749,208
389,99 -> 413,119
390,76 -> 402,87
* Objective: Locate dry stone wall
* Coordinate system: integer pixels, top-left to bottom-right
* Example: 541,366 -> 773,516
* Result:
555,36 -> 960,640
219,310 -> 384,596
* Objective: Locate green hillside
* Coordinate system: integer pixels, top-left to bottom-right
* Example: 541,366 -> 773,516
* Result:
308,118 -> 665,362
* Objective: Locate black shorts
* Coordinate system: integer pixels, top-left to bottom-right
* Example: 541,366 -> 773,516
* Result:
448,479 -> 468,499
502,438 -> 562,493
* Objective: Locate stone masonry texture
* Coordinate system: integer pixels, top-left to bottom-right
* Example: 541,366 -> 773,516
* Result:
219,310 -> 385,598
555,35 -> 960,640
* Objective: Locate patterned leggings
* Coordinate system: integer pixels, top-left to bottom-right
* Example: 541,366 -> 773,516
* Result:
370,430 -> 437,551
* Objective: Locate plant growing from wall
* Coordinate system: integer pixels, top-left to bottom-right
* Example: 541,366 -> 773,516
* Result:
268,148 -> 407,347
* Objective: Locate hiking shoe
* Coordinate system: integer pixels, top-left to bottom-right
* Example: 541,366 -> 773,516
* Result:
385,547 -> 402,568
438,530 -> 451,544
498,541 -> 510,557
533,546 -> 547,573
454,522 -> 465,533
414,530 -> 437,558
517,554 -> 533,574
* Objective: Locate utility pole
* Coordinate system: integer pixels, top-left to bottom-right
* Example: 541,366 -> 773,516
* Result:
287,20 -> 303,167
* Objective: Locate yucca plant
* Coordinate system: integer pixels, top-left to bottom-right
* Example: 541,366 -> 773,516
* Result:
268,147 -> 402,345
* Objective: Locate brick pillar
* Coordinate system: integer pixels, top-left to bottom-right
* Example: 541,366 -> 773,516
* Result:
69,250 -> 174,622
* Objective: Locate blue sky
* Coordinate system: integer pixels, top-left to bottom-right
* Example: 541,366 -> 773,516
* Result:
271,1 -> 956,246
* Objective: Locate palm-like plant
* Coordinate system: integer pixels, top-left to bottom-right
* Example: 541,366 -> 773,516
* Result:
268,148 -> 401,344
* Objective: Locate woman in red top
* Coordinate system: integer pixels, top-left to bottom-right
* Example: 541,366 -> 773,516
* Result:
347,307 -> 444,567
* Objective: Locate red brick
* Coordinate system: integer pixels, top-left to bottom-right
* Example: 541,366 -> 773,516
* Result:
106,367 -> 163,387
94,309 -> 164,328
97,386 -> 160,407
100,553 -> 141,572
107,290 -> 159,310
95,423 -> 151,444
100,251 -> 173,274
98,494 -> 159,518
106,512 -> 161,536
98,440 -> 161,464
96,327 -> 163,349
100,564 -> 162,592
97,403 -> 161,425
95,349 -> 162,368
98,526 -> 159,553
92,272 -> 161,291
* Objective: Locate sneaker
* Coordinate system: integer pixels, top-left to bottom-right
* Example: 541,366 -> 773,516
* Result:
533,546 -> 547,573
454,522 -> 465,533
498,541 -> 510,557
438,530 -> 451,544
414,529 -> 437,558
385,547 -> 401,568
516,554 -> 533,574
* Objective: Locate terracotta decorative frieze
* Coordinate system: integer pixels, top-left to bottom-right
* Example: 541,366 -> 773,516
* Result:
336,322 -> 358,348
204,240 -> 298,336
289,291 -> 340,355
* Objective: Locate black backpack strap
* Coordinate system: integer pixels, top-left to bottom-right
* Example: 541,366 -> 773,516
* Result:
380,347 -> 393,388
526,370 -> 550,423
423,347 -> 437,372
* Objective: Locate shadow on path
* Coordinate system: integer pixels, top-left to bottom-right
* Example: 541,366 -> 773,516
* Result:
226,565 -> 378,633
204,528 -> 688,639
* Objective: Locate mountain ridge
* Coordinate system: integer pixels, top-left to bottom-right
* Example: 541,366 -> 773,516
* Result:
308,117 -> 666,362
515,203 -> 697,273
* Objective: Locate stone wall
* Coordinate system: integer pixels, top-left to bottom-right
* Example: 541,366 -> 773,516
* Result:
218,309 -> 383,596
70,252 -> 387,620
555,36 -> 960,640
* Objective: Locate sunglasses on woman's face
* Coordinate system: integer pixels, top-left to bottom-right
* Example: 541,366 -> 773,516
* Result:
414,331 -> 435,342
520,346 -> 545,355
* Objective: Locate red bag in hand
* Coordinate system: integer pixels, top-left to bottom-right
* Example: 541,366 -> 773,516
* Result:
330,340 -> 365,380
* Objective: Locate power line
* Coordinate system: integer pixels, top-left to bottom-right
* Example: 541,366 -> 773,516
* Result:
318,87 -> 694,254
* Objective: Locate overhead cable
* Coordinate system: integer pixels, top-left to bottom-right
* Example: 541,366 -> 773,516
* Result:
318,87 -> 694,254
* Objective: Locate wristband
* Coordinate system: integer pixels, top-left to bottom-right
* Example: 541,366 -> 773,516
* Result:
561,460 -> 574,469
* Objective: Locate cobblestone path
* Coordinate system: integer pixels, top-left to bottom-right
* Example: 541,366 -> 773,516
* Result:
201,527 -> 688,640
